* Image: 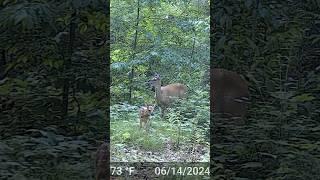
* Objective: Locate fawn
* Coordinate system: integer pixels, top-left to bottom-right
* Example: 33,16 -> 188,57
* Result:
139,104 -> 155,129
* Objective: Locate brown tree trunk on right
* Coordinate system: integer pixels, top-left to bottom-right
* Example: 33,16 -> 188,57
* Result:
96,142 -> 110,180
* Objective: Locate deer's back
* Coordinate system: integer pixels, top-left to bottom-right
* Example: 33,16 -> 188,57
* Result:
156,83 -> 187,105
162,83 -> 187,96
211,68 -> 249,118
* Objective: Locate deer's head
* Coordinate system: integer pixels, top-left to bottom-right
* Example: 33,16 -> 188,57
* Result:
147,73 -> 161,87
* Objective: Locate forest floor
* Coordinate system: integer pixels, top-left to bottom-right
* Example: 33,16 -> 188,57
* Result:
111,140 -> 209,162
110,116 -> 210,162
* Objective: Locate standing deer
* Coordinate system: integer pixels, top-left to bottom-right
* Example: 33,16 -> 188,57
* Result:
139,104 -> 155,129
210,68 -> 249,120
147,74 -> 187,117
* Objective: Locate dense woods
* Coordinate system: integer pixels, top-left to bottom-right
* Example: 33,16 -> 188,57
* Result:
110,0 -> 210,163
0,0 -> 319,179
0,0 -> 108,179
212,0 -> 320,179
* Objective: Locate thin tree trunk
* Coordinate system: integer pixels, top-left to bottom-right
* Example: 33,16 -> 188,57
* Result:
128,0 -> 141,103
62,11 -> 76,119
0,50 -> 6,79
190,0 -> 200,62
1,50 -> 5,66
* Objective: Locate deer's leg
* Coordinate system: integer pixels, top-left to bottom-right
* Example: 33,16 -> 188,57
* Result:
145,118 -> 149,129
140,118 -> 142,128
159,106 -> 164,117
161,106 -> 166,118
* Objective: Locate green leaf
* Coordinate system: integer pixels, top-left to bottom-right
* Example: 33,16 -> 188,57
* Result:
270,91 -> 294,100
241,162 -> 263,168
14,10 -> 27,25
79,23 -> 88,33
122,132 -> 131,140
292,93 -> 315,102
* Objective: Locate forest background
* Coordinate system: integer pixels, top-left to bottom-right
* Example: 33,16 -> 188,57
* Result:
0,0 -> 319,179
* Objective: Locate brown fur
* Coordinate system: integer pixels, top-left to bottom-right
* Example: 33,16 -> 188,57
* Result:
139,104 -> 155,129
148,74 -> 187,117
96,142 -> 109,180
211,68 -> 249,119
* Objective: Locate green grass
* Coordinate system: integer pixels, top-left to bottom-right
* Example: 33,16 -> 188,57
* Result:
111,115 -> 167,151
111,112 -> 201,151
110,102 -> 210,162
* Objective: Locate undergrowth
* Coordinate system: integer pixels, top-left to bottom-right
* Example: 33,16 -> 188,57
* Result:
110,90 -> 210,162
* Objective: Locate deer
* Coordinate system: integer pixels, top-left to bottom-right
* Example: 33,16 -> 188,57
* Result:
210,68 -> 250,122
147,74 -> 187,117
139,104 -> 155,129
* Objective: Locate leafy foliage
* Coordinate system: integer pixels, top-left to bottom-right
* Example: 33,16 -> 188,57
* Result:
212,0 -> 320,179
110,0 -> 210,163
0,0 -> 108,179
0,128 -> 95,179
110,100 -> 209,162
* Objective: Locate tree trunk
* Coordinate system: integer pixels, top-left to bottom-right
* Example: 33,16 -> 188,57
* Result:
0,50 -> 6,79
62,11 -> 76,119
128,0 -> 140,103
